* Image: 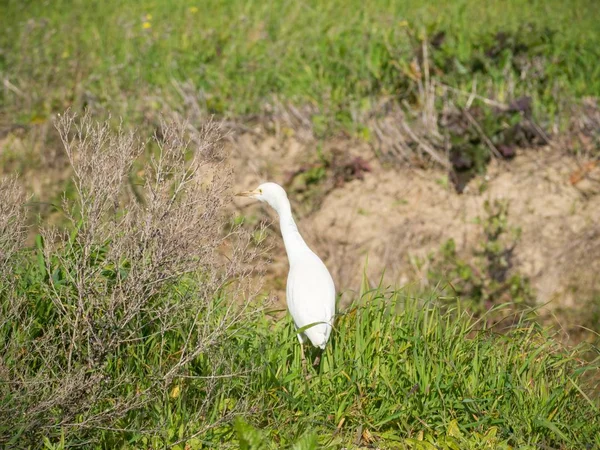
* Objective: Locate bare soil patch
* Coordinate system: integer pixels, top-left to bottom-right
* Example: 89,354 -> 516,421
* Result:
228,129 -> 600,317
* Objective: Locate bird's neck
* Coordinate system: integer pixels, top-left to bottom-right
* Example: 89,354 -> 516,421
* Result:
277,204 -> 311,265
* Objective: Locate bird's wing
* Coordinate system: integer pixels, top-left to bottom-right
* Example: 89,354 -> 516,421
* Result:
287,253 -> 335,348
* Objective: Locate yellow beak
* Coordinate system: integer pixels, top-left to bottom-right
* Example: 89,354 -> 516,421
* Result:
235,189 -> 260,197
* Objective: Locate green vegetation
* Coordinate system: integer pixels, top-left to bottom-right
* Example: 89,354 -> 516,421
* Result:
5,252 -> 600,448
2,0 -> 599,125
427,200 -> 535,314
3,0 -> 599,189
229,288 -> 599,449
1,114 -> 599,449
1,1 -> 600,447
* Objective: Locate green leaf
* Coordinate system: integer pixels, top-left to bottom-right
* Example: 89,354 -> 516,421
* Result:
234,418 -> 266,450
447,419 -> 463,439
534,418 -> 569,442
292,431 -> 318,450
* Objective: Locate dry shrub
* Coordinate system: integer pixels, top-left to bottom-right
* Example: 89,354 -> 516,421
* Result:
0,176 -> 27,274
0,176 -> 28,401
0,111 -> 264,444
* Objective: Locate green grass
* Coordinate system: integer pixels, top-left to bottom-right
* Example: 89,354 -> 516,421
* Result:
3,252 -> 599,448
229,290 -> 600,449
2,0 -> 600,128
2,0 -> 600,193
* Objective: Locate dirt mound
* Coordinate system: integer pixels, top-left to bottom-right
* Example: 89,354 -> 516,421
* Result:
229,131 -> 600,312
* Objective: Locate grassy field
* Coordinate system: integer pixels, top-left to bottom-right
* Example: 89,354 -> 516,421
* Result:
3,0 -> 600,191
2,0 -> 600,128
1,1 -> 600,448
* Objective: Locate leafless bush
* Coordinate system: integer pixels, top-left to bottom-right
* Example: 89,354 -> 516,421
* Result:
0,176 -> 27,276
0,111 -> 264,444
0,176 -> 28,407
565,97 -> 600,160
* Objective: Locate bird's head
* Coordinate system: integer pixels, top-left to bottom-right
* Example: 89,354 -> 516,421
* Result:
235,182 -> 290,213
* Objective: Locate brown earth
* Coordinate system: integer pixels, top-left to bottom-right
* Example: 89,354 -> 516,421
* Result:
228,129 -> 600,318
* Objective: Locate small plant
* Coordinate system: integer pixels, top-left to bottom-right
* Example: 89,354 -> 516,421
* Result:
404,420 -> 513,449
428,199 -> 534,313
0,176 -> 27,275
285,149 -> 371,214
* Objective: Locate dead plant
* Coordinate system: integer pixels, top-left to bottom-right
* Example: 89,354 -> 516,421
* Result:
0,176 -> 27,275
0,111 -> 265,445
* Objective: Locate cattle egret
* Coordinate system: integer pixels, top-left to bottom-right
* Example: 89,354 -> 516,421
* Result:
236,182 -> 335,365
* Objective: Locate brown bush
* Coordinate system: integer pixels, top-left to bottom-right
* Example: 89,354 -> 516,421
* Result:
0,176 -> 27,274
0,111 -> 264,444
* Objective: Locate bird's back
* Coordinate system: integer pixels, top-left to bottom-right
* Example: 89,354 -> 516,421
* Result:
286,251 -> 335,349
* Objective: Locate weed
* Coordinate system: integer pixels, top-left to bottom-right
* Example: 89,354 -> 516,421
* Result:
0,176 -> 27,272
428,200 -> 534,313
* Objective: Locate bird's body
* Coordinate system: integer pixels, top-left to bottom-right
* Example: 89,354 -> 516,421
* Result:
236,182 -> 335,352
285,237 -> 335,349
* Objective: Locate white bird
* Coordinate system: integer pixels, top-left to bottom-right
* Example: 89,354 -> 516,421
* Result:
236,182 -> 335,365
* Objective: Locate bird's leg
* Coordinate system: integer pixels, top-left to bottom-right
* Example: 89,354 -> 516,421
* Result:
300,343 -> 307,370
300,344 -> 316,381
312,353 -> 321,367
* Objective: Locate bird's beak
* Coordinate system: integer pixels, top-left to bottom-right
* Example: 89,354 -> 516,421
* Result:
235,189 -> 260,198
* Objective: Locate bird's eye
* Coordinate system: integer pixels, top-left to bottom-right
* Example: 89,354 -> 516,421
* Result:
259,189 -> 263,194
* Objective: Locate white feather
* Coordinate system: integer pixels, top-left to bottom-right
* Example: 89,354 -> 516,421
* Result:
286,251 -> 335,349
239,182 -> 336,350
